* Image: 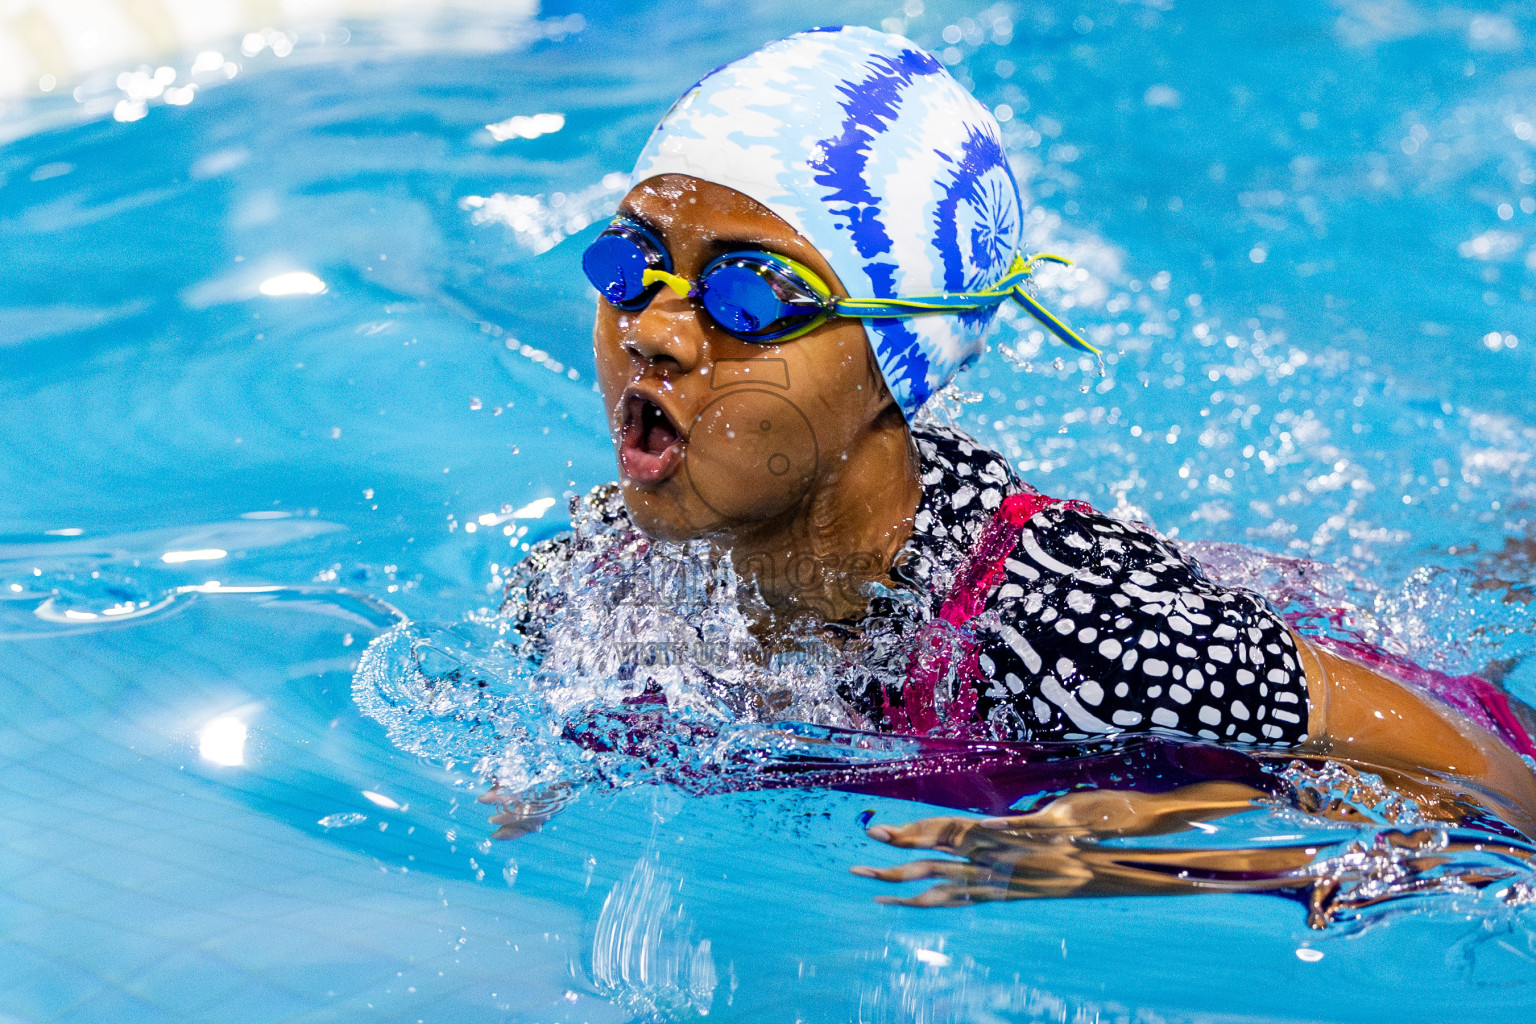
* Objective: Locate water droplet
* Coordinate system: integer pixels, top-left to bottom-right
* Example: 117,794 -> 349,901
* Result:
318,813 -> 367,829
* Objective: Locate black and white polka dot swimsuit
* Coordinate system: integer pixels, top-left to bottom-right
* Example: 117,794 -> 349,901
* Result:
510,427 -> 1312,748
868,426 -> 1312,747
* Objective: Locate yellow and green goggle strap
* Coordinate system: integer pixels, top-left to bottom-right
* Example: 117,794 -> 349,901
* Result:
642,249 -> 1095,353
830,252 -> 1096,354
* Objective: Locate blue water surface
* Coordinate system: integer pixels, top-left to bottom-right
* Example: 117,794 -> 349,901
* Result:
2,1 -> 1535,1021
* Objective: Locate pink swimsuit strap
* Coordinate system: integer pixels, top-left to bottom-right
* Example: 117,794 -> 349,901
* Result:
889,492 -> 1090,736
938,492 -> 1092,627
1309,634 -> 1536,762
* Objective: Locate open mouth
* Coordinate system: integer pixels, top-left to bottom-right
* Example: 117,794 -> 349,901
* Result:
619,393 -> 684,484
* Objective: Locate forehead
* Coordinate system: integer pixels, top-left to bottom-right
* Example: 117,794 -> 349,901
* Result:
620,175 -> 801,245
617,174 -> 845,293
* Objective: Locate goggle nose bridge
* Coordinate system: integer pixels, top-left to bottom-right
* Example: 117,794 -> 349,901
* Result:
640,268 -> 696,299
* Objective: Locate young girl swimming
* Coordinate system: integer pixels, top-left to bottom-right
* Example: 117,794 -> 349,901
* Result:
490,27 -> 1536,878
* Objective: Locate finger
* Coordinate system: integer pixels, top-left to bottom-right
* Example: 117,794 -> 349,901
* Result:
977,795 -> 1129,833
478,786 -> 514,805
492,819 -> 545,840
850,859 -> 998,884
977,814 -> 1083,835
998,870 -> 1096,897
874,882 -> 1010,907
866,815 -> 982,852
986,846 -> 1097,887
984,783 -> 1268,838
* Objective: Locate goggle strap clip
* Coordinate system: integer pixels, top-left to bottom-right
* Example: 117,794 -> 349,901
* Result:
1002,253 -> 1098,355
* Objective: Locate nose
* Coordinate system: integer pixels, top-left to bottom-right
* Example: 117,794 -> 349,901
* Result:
624,288 -> 706,373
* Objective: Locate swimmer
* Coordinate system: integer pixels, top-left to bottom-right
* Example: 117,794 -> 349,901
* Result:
487,27 -> 1536,874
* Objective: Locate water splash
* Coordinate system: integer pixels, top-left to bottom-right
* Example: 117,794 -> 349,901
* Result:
590,856 -> 716,1019
1252,760 -> 1536,930
344,472 -> 1536,934
352,485 -> 929,797
461,173 -> 628,255
1277,759 -> 1426,829
1296,826 -> 1536,931
855,936 -> 1225,1024
1184,539 -> 1536,694
317,812 -> 368,829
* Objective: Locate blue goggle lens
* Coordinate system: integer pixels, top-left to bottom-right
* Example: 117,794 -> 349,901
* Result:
698,259 -> 825,341
583,223 -> 828,342
582,225 -> 666,310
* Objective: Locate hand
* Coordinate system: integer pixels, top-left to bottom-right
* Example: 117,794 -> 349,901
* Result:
850,782 -> 1313,907
477,781 -> 572,840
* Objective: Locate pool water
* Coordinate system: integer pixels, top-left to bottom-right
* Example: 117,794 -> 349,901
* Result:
3,1 -> 1535,1020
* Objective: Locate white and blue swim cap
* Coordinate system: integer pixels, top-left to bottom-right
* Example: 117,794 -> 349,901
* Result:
631,25 -> 1022,420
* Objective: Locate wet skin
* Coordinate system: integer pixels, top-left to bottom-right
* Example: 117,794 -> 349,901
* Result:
848,777 -> 1532,926
852,597 -> 1536,906
592,174 -> 920,623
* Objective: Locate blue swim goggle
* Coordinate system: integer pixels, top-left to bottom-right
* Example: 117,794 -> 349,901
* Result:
581,217 -> 1097,352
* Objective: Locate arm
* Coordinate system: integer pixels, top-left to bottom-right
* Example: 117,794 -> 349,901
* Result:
478,534 -> 581,836
851,781 -> 1531,923
851,782 -> 1319,906
478,782 -> 574,840
1294,633 -> 1536,838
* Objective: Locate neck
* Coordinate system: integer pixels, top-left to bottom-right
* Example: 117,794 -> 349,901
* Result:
721,409 -> 921,626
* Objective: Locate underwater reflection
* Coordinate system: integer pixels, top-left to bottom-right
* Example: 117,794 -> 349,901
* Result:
852,761 -> 1536,929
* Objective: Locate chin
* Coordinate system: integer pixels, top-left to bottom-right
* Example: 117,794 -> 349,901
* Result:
619,478 -> 719,543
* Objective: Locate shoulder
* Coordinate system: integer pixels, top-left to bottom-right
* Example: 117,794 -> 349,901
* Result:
909,426 -> 1024,546
973,500 -> 1311,745
976,498 -> 1219,635
990,499 -> 1297,640
1005,501 -> 1205,590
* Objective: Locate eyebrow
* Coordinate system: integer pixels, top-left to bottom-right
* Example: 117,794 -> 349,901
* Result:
701,233 -> 802,257
614,207 -> 658,236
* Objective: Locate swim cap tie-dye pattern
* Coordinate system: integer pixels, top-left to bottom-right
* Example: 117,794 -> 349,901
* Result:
631,25 -> 1022,419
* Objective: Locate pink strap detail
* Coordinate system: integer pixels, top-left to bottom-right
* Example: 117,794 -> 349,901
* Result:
1306,635 -> 1536,762
887,491 -> 1088,736
938,493 -> 1091,626
1468,678 -> 1536,761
